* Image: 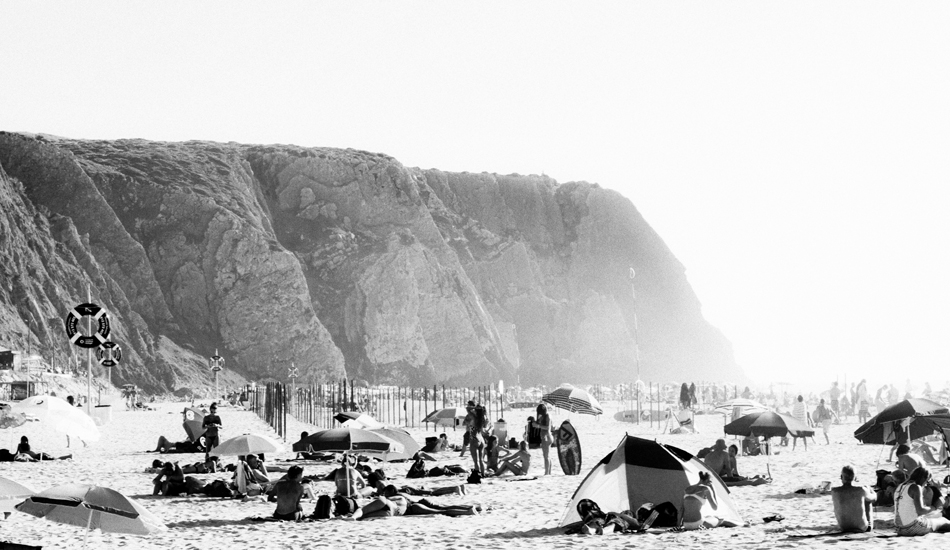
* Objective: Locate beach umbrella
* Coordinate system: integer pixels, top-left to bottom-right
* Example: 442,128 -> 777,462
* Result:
858,398 -> 948,427
181,407 -> 206,442
11,395 -> 100,443
542,384 -> 604,416
334,411 -> 384,429
0,408 -> 28,430
299,427 -> 402,455
724,411 -> 814,439
368,427 -> 420,461
712,398 -> 770,420
209,433 -> 284,457
854,411 -> 950,445
16,484 -> 165,548
0,476 -> 34,514
422,407 -> 468,427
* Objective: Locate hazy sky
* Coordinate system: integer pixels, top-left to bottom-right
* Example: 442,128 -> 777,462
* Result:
2,2 -> 948,391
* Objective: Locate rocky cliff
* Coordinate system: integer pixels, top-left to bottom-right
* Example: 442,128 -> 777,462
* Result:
0,132 -> 742,391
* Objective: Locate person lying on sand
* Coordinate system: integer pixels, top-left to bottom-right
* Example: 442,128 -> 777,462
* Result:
15,436 -> 71,461
272,465 -> 306,521
355,486 -> 479,519
492,440 -> 531,476
894,466 -> 950,536
152,435 -> 205,454
680,472 -> 740,530
832,465 -> 876,532
153,461 -> 186,496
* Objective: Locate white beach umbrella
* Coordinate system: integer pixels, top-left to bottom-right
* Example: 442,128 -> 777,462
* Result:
0,475 -> 34,514
209,433 -> 284,457
11,395 -> 100,442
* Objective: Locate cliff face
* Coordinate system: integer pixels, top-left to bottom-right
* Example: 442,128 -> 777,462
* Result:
0,133 -> 742,391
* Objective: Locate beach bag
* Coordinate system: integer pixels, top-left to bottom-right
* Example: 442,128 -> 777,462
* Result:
313,495 -> 333,519
635,501 -> 677,528
444,464 -> 468,475
333,495 -> 358,516
407,458 -> 427,479
423,436 -> 439,453
508,437 -> 518,449
0,449 -> 14,462
207,479 -> 235,498
467,470 -> 482,484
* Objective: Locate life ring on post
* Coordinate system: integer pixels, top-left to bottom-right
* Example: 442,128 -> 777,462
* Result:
64,303 -> 111,349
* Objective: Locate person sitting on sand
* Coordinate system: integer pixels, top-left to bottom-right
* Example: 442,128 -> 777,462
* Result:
894,466 -> 950,536
272,465 -> 306,521
703,439 -> 730,478
832,465 -> 876,532
244,454 -> 272,486
15,436 -> 71,461
334,456 -> 374,497
895,444 -> 925,477
152,461 -> 186,496
493,440 -> 531,476
680,472 -> 738,530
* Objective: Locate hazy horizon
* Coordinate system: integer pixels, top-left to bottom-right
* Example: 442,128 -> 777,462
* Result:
2,2 -> 948,390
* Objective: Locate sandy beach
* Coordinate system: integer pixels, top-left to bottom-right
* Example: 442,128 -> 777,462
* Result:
0,399 -> 944,549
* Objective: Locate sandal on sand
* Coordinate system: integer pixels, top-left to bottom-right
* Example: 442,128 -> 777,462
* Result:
763,514 -> 785,523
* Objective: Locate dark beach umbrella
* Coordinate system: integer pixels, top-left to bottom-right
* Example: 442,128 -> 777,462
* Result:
181,407 -> 206,442
724,411 -> 814,439
299,428 -> 401,455
853,398 -> 949,443
854,412 -> 950,445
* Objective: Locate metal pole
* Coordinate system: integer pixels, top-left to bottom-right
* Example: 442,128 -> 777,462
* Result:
630,268 -> 640,383
86,286 -> 92,411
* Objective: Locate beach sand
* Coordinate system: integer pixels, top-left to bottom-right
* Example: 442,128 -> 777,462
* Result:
0,399 -> 944,549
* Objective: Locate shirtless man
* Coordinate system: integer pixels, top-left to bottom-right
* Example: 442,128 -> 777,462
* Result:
832,465 -> 876,532
272,465 -> 305,521
896,444 -> 925,477
334,456 -> 374,497
494,440 -> 531,476
703,439 -> 730,478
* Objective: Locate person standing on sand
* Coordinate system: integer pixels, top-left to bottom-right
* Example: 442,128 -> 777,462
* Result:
829,382 -> 841,420
536,404 -> 553,475
832,465 -> 876,532
814,398 -> 835,444
64,396 -> 87,448
857,380 -> 870,424
791,395 -> 810,450
202,402 -> 222,461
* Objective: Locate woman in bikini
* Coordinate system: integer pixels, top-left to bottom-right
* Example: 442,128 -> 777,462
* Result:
893,466 -> 950,536
468,404 -> 489,476
681,472 -> 737,530
536,404 -> 552,475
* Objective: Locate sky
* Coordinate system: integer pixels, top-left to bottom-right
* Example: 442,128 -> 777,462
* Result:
2,1 -> 949,392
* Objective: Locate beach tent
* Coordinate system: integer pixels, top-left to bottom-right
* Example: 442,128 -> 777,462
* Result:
559,435 -> 744,528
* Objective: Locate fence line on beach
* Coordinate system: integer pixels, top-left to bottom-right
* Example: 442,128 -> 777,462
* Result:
241,378 -> 747,440
290,381 -> 504,431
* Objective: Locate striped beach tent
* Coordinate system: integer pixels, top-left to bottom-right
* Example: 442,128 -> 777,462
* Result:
559,435 -> 744,528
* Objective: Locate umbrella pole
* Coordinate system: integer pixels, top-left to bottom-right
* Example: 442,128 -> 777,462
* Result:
346,452 -> 351,498
83,509 -> 93,550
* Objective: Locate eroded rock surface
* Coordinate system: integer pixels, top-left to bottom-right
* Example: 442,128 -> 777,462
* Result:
0,133 -> 741,391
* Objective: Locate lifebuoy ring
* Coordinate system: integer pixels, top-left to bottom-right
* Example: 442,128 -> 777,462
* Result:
210,355 -> 224,372
64,303 -> 111,349
96,341 -> 122,367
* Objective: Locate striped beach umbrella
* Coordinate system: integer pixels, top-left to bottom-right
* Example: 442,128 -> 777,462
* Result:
542,384 -> 603,416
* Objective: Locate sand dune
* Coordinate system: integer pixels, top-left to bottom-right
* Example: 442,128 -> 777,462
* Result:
0,400 -> 943,549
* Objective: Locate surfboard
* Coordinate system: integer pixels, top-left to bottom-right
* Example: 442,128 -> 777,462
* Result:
614,409 -> 670,422
555,419 -> 582,475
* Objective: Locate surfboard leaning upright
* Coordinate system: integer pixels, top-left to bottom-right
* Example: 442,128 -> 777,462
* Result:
555,419 -> 582,475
